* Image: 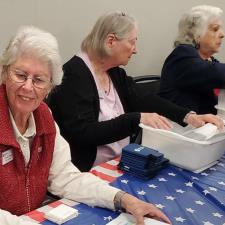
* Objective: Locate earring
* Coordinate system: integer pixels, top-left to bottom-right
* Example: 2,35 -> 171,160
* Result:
195,43 -> 200,49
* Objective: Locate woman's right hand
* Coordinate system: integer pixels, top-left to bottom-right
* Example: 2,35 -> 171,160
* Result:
140,113 -> 172,130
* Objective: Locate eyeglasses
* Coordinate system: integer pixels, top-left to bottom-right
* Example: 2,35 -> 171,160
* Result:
9,68 -> 52,89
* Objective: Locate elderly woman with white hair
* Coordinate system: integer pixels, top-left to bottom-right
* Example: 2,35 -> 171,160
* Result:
159,5 -> 225,114
0,26 -> 173,225
47,10 -> 223,173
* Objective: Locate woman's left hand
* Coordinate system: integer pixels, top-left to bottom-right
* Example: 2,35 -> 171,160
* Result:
186,113 -> 224,130
121,194 -> 172,225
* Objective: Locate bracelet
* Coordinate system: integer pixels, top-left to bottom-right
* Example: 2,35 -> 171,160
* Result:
114,191 -> 126,211
183,111 -> 196,124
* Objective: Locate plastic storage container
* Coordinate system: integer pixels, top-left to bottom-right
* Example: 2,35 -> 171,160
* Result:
215,105 -> 225,119
140,123 -> 225,173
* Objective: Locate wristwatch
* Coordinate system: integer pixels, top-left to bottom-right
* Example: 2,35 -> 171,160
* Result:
114,191 -> 126,211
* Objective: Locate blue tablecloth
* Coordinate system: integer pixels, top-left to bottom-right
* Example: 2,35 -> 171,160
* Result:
42,156 -> 225,225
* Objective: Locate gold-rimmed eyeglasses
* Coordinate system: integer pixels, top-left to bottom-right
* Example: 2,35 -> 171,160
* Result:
9,68 -> 52,90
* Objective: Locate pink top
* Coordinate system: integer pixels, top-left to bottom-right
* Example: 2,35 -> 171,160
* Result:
78,52 -> 129,166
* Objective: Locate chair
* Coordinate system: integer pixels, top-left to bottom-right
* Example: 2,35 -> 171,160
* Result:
133,75 -> 161,97
132,75 -> 161,144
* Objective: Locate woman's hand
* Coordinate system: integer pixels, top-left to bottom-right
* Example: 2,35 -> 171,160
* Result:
121,193 -> 172,225
140,113 -> 172,130
186,113 -> 224,130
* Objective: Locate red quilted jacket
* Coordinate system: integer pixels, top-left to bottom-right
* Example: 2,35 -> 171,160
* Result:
0,85 -> 56,215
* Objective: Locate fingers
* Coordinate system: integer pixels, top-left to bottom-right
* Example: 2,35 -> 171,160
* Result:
122,194 -> 172,224
134,205 -> 172,225
140,113 -> 173,130
190,114 -> 224,130
204,114 -> 224,130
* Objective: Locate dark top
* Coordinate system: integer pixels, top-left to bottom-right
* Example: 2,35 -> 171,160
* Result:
159,44 -> 225,114
47,56 -> 188,171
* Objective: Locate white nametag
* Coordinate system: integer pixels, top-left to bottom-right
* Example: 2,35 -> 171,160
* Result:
2,149 -> 13,165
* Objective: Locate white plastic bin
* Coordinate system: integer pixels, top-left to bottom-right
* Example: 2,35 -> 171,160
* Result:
215,105 -> 225,119
140,123 -> 225,173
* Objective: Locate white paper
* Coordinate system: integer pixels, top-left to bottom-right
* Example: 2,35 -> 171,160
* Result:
45,204 -> 78,224
184,123 -> 219,140
169,121 -> 225,141
106,213 -> 169,225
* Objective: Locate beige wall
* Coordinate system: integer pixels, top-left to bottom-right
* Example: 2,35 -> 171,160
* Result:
0,0 -> 224,76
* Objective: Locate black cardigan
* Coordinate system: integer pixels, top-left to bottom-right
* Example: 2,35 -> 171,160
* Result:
47,56 -> 188,171
159,44 -> 225,114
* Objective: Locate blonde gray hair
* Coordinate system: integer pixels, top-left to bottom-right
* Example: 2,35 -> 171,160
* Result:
81,11 -> 137,58
174,5 -> 223,47
0,26 -> 63,86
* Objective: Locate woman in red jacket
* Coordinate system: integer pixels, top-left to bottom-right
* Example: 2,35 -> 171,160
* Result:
0,25 -> 172,225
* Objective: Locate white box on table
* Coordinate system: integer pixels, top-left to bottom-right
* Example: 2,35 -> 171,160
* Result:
140,123 -> 225,173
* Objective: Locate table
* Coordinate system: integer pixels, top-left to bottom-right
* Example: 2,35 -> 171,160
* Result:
22,157 -> 225,225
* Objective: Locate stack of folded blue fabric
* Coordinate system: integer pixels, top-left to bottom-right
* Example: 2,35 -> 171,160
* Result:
118,143 -> 169,180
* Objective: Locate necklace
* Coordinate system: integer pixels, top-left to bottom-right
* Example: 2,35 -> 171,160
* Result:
104,75 -> 111,95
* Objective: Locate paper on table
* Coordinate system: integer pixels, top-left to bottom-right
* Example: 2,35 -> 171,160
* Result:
106,213 -> 169,225
45,204 -> 79,224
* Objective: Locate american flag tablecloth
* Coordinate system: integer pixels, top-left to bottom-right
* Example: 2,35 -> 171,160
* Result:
22,157 -> 225,225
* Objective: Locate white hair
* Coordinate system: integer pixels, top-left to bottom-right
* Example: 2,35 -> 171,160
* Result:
0,26 -> 63,86
81,11 -> 137,58
174,5 -> 223,47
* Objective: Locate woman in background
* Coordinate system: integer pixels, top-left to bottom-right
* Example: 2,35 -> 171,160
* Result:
159,5 -> 225,114
47,11 -> 223,172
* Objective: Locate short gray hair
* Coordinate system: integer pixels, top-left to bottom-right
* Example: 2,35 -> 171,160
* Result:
81,11 -> 137,58
174,5 -> 223,47
0,26 -> 63,86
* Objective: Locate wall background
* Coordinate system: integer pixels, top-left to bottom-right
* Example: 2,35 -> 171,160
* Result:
0,0 -> 224,77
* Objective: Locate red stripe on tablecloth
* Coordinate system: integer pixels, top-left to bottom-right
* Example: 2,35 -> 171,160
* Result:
25,210 -> 45,222
100,162 -> 122,172
91,170 -> 117,182
48,200 -> 63,208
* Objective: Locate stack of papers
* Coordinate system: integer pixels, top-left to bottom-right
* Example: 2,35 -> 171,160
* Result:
119,144 -> 169,180
45,204 -> 79,224
106,213 -> 169,225
170,121 -> 225,141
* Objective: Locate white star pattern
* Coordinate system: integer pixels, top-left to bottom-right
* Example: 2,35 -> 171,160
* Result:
166,196 -> 175,201
203,221 -> 214,225
203,190 -> 210,195
168,172 -> 176,176
148,184 -> 157,189
175,217 -> 186,222
212,212 -> 223,218
195,200 -> 204,205
218,181 -> 225,186
209,187 -> 217,192
201,172 -> 209,176
121,179 -> 129,184
158,178 -> 167,182
186,208 -> 195,213
209,167 -> 216,171
176,189 -> 185,194
137,190 -> 146,195
191,176 -> 199,180
103,216 -> 112,221
185,181 -> 193,187
218,162 -> 224,167
155,204 -> 165,209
